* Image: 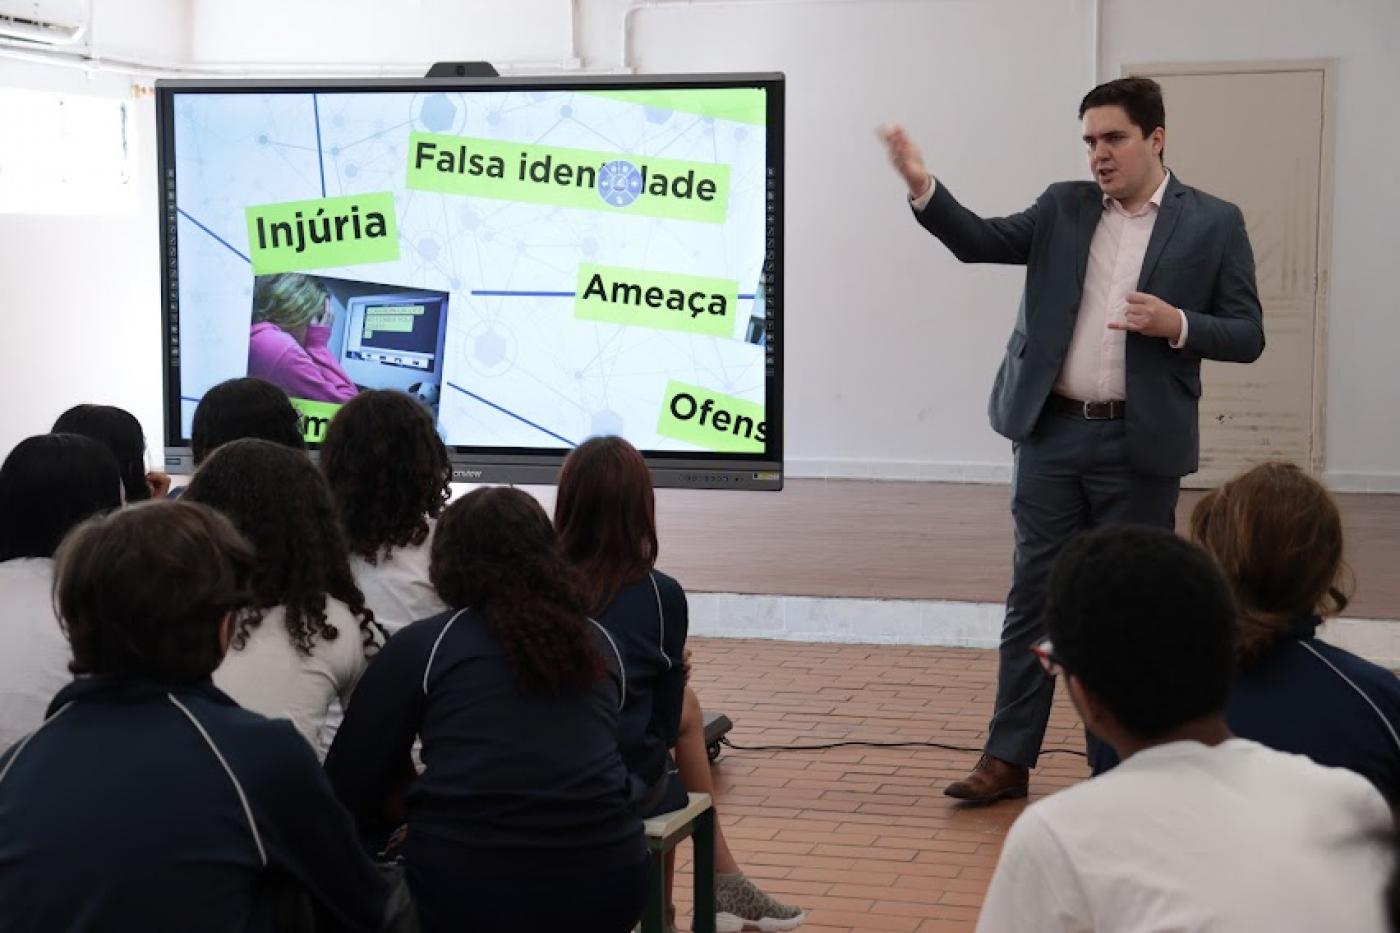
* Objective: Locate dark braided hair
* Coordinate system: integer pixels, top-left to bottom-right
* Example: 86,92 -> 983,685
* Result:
430,486 -> 603,696
320,390 -> 451,564
184,438 -> 384,656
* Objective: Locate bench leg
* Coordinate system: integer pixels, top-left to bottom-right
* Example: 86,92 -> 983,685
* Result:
692,808 -> 717,933
642,851 -> 668,933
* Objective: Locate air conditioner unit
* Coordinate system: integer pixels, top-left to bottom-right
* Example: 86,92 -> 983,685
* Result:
0,12 -> 86,46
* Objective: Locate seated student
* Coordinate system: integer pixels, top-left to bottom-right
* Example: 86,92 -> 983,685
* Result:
52,403 -> 170,500
168,376 -> 306,499
320,389 -> 451,635
184,438 -> 383,756
1191,461 -> 1400,803
555,436 -> 805,932
0,500 -> 386,933
977,526 -> 1393,933
191,376 -> 306,467
0,434 -> 123,751
325,487 -> 647,933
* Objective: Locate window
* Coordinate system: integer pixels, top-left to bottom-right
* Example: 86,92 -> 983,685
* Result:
0,87 -> 136,214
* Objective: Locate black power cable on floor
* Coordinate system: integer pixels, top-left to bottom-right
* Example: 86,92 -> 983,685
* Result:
718,736 -> 1087,757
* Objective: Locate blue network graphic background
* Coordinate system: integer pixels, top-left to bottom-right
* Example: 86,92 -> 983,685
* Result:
172,88 -> 769,450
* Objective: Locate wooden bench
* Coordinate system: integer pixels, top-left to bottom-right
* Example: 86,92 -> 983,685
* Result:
640,791 -> 716,933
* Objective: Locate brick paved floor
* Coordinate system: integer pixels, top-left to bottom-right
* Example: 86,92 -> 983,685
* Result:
668,636 -> 1088,932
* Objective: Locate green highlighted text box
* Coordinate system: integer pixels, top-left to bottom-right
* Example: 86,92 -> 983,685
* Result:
656,380 -> 766,454
575,264 -> 737,338
406,132 -> 729,224
289,397 -> 343,444
245,192 -> 399,275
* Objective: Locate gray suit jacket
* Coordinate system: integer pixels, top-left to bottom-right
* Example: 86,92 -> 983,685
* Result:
915,174 -> 1265,478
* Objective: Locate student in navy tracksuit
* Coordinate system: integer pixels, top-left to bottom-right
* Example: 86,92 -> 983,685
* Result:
1227,614 -> 1400,802
1193,462 -> 1400,802
325,486 -> 647,933
0,500 -> 386,933
555,436 -> 806,931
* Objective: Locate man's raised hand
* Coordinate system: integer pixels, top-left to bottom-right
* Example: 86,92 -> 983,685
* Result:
879,123 -> 933,200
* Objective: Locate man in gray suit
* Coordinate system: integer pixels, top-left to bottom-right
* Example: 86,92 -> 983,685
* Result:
881,77 -> 1264,802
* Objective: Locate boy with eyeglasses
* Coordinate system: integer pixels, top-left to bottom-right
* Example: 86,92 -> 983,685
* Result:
977,525 -> 1392,932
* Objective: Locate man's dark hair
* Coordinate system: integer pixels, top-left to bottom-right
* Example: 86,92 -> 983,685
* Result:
0,433 -> 123,561
51,404 -> 151,503
1046,525 -> 1237,739
1079,77 -> 1166,152
56,500 -> 255,681
191,377 -> 305,466
320,390 -> 451,564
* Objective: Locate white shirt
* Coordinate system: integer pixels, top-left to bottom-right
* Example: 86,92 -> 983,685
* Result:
336,531 -> 447,763
0,559 -> 71,752
213,597 -> 372,759
911,175 -> 1189,402
977,739 -> 1394,933
1054,172 -> 1174,401
349,524 -> 448,637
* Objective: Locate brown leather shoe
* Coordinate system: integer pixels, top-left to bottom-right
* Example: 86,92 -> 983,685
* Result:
945,754 -> 1029,804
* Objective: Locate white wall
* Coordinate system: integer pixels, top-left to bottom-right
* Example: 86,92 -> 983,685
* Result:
2,0 -> 1397,489
189,0 -> 575,69
0,0 -> 185,461
0,58 -> 163,462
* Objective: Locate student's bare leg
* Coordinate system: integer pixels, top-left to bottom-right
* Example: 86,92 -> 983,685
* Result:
674,684 -> 741,872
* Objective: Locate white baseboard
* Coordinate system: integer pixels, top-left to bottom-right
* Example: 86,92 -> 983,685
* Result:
1322,471 -> 1400,494
784,458 -> 1012,484
782,460 -> 1400,495
689,592 -> 1400,669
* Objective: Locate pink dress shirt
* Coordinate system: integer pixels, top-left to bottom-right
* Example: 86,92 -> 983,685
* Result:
912,173 -> 1188,402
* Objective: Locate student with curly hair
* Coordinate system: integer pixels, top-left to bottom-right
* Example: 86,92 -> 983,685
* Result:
184,438 -> 382,756
248,273 -> 358,403
51,404 -> 170,500
1192,461 -> 1400,802
321,390 -> 451,635
0,434 -> 123,750
325,487 -> 647,933
0,500 -> 387,933
555,436 -> 805,932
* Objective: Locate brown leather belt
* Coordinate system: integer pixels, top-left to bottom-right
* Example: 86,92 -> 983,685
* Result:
1047,393 -> 1126,421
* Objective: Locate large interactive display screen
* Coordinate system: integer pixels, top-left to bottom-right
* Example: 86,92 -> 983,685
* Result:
157,75 -> 783,488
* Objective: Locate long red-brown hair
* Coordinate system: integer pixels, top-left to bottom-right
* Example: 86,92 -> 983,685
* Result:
554,436 -> 658,617
1189,461 -> 1352,667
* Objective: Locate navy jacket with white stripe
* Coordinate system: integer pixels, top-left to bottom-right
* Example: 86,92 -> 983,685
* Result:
0,676 -> 386,933
325,607 -> 646,874
1228,615 -> 1400,803
595,572 -> 689,794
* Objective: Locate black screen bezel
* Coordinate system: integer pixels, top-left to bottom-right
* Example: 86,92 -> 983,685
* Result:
156,73 -> 784,484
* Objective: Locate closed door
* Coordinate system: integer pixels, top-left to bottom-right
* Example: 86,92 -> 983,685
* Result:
1130,65 -> 1330,486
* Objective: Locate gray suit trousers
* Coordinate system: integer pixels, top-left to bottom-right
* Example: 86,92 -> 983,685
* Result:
985,408 -> 1179,769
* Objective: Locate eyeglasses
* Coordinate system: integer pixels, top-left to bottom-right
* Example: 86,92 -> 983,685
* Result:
1030,638 -> 1067,677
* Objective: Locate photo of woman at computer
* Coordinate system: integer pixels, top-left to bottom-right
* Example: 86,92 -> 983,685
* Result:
248,273 -> 360,404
